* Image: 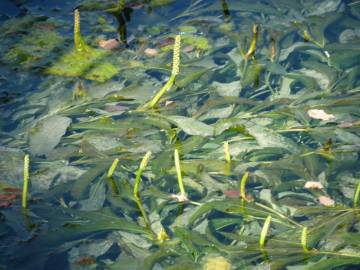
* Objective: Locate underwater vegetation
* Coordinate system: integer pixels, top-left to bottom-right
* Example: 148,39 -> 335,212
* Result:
0,0 -> 360,269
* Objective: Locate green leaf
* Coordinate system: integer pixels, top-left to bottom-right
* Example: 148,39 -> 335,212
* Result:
167,115 -> 214,137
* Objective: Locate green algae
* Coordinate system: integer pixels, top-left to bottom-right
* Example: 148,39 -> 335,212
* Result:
3,29 -> 63,67
84,61 -> 120,82
45,48 -> 119,82
0,15 -> 46,36
151,0 -> 175,8
160,34 -> 210,52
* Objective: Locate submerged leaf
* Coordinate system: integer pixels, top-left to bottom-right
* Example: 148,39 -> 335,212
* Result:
29,115 -> 72,156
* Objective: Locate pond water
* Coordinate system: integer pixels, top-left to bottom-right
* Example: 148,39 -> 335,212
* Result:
1,0 -> 360,269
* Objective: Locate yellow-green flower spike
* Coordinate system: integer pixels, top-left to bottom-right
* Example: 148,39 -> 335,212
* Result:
74,9 -> 80,49
174,149 -> 186,195
139,151 -> 152,171
301,226 -> 309,253
259,215 -> 272,249
171,35 -> 181,76
107,158 -> 119,178
22,154 -> 30,209
145,35 -> 181,109
224,141 -> 231,163
73,8 -> 89,52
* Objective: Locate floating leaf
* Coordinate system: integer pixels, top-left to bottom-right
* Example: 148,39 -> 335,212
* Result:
304,181 -> 324,190
318,196 -> 335,207
167,116 -> 214,137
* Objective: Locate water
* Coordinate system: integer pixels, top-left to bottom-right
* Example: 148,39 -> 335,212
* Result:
0,0 -> 360,269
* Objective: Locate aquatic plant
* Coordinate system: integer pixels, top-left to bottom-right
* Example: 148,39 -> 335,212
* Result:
1,1 -> 360,269
245,24 -> 258,59
143,34 -> 181,109
301,226 -> 309,253
174,148 -> 186,196
73,8 -> 90,52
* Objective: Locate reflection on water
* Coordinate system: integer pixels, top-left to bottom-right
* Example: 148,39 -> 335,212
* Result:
0,0 -> 360,269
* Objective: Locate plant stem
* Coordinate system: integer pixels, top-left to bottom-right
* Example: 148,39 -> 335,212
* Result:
22,154 -> 30,209
174,149 -> 186,195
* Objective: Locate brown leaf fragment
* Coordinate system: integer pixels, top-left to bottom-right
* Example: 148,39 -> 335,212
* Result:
224,189 -> 240,198
0,193 -> 17,201
183,45 -> 194,53
169,193 -> 189,202
3,187 -> 22,193
0,201 -> 12,208
75,256 -> 96,266
307,109 -> 335,121
337,122 -> 353,128
98,38 -> 120,50
304,181 -> 324,189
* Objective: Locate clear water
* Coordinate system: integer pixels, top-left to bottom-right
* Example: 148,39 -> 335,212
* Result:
1,0 -> 360,269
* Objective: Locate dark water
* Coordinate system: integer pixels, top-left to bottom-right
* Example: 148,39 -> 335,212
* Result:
1,1 -> 360,269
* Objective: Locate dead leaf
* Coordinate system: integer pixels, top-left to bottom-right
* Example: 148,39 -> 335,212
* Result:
224,189 -> 240,198
304,181 -> 324,189
307,109 -> 335,121
165,100 -> 175,107
144,48 -> 158,57
3,187 -> 22,193
318,195 -> 335,206
337,122 -> 353,128
169,193 -> 189,202
0,201 -> 12,208
183,45 -> 194,53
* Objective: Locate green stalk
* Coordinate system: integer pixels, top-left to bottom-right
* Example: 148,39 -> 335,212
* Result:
22,154 -> 30,209
132,151 -> 154,236
133,151 -> 152,198
148,74 -> 176,108
174,149 -> 186,195
301,226 -> 309,253
354,181 -> 360,208
259,215 -> 272,249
